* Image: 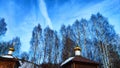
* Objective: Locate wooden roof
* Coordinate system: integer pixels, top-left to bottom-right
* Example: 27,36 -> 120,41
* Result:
72,56 -> 99,64
0,56 -> 20,66
61,56 -> 99,66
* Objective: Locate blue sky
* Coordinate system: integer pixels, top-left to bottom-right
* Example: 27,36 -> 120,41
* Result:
0,0 -> 120,52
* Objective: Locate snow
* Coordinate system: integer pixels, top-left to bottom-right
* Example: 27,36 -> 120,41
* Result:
1,55 -> 14,58
19,62 -> 34,68
19,62 -> 39,68
61,57 -> 74,66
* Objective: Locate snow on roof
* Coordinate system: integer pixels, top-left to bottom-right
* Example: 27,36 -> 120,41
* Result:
19,62 -> 35,68
1,55 -> 14,58
18,60 -> 40,68
61,56 -> 99,66
61,57 -> 74,66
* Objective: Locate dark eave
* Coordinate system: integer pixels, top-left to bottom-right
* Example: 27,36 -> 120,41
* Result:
72,56 -> 99,64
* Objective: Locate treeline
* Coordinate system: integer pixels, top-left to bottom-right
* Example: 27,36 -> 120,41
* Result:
0,13 -> 120,68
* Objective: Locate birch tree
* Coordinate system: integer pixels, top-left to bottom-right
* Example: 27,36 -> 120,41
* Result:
29,24 -> 42,64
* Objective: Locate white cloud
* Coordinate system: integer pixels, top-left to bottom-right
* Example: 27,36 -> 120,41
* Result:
49,0 -> 120,33
69,0 -> 119,20
60,0 -> 120,33
39,0 -> 53,29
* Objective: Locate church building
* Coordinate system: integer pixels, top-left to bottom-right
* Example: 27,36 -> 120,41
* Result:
61,45 -> 99,68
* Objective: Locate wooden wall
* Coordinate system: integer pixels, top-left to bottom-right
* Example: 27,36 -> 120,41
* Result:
0,57 -> 19,68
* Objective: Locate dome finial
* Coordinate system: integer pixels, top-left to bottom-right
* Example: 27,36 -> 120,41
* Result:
8,42 -> 15,55
74,44 -> 81,56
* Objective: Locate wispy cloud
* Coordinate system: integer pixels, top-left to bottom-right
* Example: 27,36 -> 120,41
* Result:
76,0 -> 120,33
39,0 -> 53,29
47,0 -> 120,33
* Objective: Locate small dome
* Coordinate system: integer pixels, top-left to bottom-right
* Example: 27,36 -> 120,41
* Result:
9,47 -> 15,51
74,46 -> 81,51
